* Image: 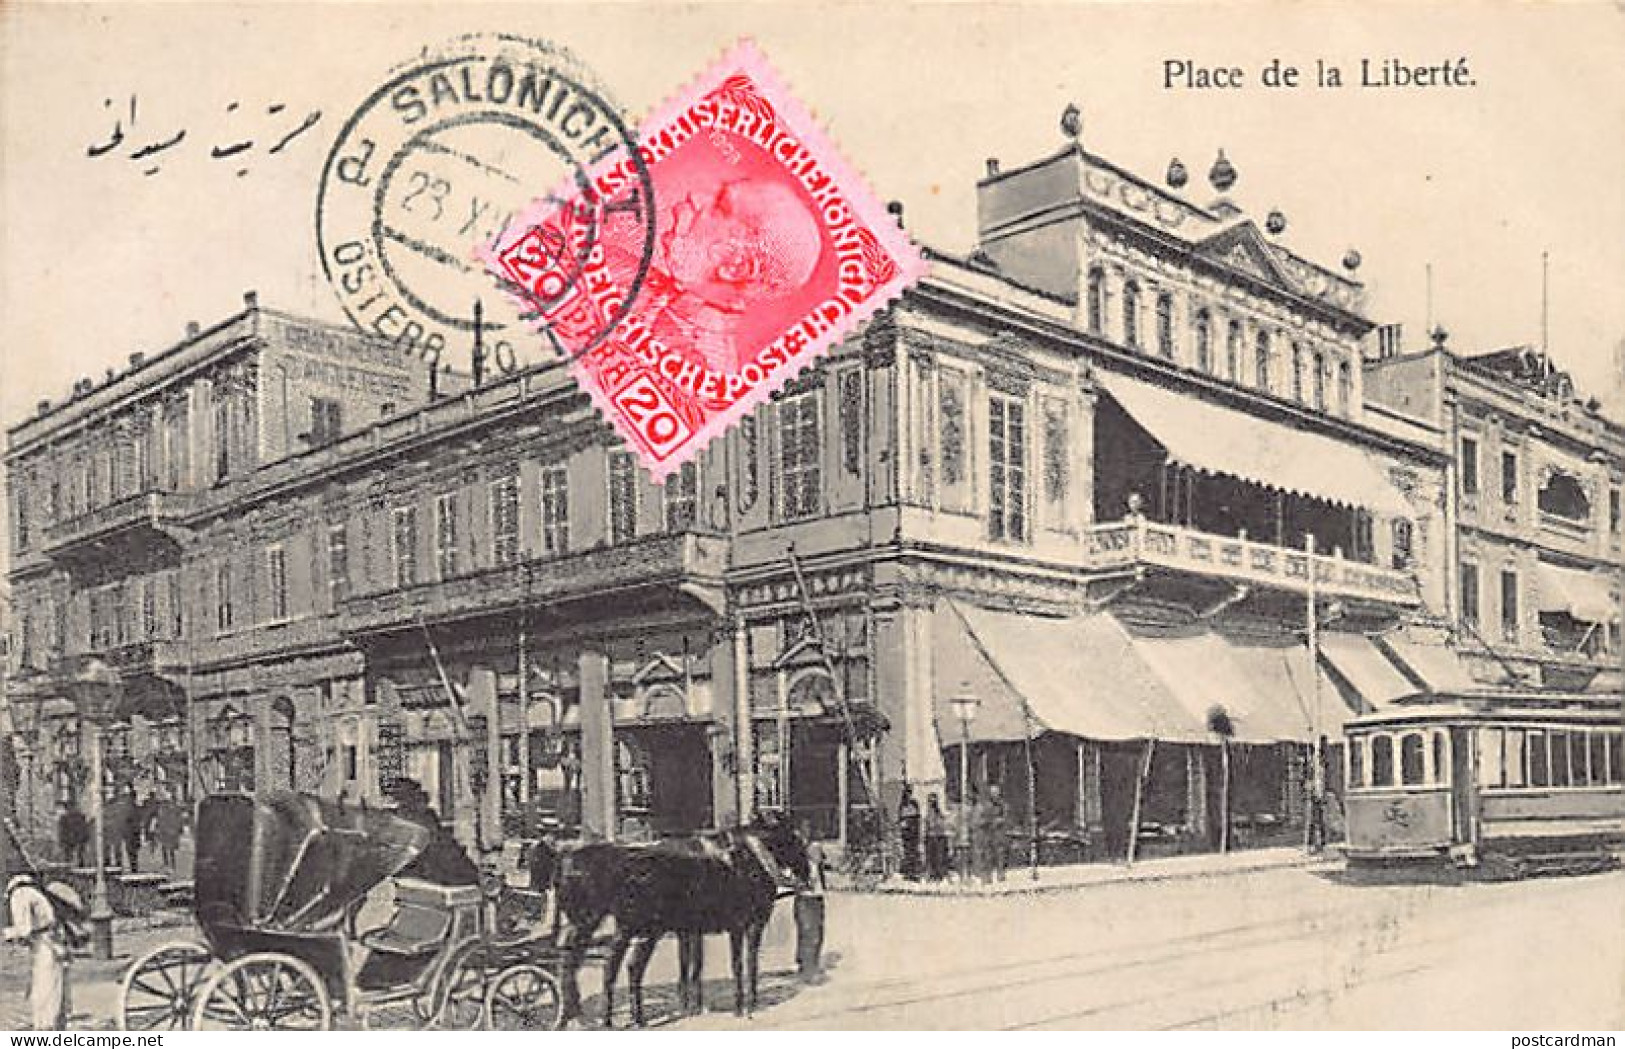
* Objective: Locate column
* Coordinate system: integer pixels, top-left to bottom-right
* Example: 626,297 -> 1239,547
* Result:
704,627 -> 739,829
1186,746 -> 1208,838
578,648 -> 616,841
466,666 -> 502,849
732,621 -> 755,825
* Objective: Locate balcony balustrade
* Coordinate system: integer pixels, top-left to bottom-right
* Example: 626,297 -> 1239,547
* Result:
1084,517 -> 1421,606
339,529 -> 730,636
42,489 -> 203,560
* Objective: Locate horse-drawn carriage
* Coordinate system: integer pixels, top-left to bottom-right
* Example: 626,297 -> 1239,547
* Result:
117,792 -> 564,1031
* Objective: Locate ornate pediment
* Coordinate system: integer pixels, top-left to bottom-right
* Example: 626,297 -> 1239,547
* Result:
1194,222 -> 1295,294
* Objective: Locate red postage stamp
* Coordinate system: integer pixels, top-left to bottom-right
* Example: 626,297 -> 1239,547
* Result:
478,40 -> 927,480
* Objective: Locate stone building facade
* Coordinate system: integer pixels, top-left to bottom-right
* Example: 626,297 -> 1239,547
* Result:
5,113 -> 1468,864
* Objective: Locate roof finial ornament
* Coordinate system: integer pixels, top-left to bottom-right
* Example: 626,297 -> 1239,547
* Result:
1430,325 -> 1449,350
1060,103 -> 1082,142
1342,248 -> 1363,273
1265,209 -> 1287,235
1166,157 -> 1188,189
1208,148 -> 1237,193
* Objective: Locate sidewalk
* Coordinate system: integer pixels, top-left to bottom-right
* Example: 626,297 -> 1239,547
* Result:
838,846 -> 1337,897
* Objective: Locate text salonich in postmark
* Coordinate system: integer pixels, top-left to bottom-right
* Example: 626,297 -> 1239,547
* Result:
480,40 -> 928,480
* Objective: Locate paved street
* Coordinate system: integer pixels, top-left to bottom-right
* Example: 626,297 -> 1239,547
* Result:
4,863 -> 1621,1030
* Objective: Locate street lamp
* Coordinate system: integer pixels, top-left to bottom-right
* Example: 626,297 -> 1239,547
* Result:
62,658 -> 122,960
950,687 -> 980,885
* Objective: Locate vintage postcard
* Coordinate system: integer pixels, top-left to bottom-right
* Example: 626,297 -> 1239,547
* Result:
0,1 -> 1621,1034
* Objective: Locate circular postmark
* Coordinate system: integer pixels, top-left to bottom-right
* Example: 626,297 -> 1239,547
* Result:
317,33 -> 655,373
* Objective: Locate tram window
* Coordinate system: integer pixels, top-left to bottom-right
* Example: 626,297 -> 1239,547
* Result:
1349,737 -> 1366,789
1371,735 -> 1395,787
1504,730 -> 1527,787
1478,729 -> 1505,788
1527,731 -> 1549,787
1400,734 -> 1427,786
1607,734 -> 1622,785
1590,733 -> 1611,786
1431,731 -> 1448,785
1550,732 -> 1572,787
1573,732 -> 1591,787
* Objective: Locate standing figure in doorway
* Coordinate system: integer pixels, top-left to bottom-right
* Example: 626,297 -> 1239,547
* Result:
897,785 -> 922,880
55,803 -> 88,869
923,794 -> 950,881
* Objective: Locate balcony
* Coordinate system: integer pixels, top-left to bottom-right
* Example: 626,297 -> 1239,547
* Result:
1083,518 -> 1421,606
42,490 -> 203,567
339,530 -> 730,638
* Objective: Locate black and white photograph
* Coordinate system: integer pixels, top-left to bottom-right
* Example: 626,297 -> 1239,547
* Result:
1,1 -> 1621,1033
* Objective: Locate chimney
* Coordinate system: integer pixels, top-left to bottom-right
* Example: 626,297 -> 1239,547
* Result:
185,321 -> 201,339
128,351 -> 146,368
104,368 -> 116,384
36,399 -> 50,416
243,290 -> 259,311
985,158 -> 1000,178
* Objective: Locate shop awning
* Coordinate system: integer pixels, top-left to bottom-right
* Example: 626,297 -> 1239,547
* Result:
933,603 -> 1206,744
1535,560 -> 1620,624
1381,637 -> 1477,693
1095,369 -> 1413,517
1318,632 -> 1416,709
1123,629 -> 1350,744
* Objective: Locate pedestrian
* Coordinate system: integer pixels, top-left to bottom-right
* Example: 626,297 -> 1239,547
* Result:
115,787 -> 143,874
793,821 -> 827,981
151,792 -> 185,872
923,793 -> 950,881
983,784 -> 1009,883
3,873 -> 81,1030
102,789 -> 131,871
954,790 -> 975,883
897,784 -> 921,880
55,803 -> 89,868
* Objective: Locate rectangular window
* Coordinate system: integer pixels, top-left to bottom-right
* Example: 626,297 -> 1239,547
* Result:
215,561 -> 234,634
1311,350 -> 1326,409
327,524 -> 350,604
213,396 -> 232,482
540,466 -> 569,557
434,493 -> 458,579
392,506 -> 419,588
1611,488 -> 1621,534
13,480 -> 29,550
1460,561 -> 1479,627
1500,569 -> 1518,642
490,476 -> 520,565
608,452 -> 638,544
738,415 -> 760,512
165,570 -> 182,638
1504,730 -> 1527,787
1043,398 -> 1069,521
310,397 -> 343,446
779,393 -> 822,521
1501,450 -> 1518,504
266,545 -> 288,621
1391,518 -> 1414,570
1607,734 -> 1622,785
988,393 -> 1028,543
938,372 -> 967,492
1572,732 -> 1591,787
165,400 -> 190,490
1550,731 -> 1572,787
839,369 -> 863,479
664,461 -> 698,532
1460,436 -> 1479,495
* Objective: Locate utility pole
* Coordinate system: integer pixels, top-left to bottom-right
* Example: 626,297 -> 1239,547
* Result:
1305,533 -> 1326,854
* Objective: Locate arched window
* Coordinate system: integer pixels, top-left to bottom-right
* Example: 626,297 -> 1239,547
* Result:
1291,343 -> 1305,402
1194,309 -> 1212,372
1156,292 -> 1175,359
1400,733 -> 1426,786
1537,470 -> 1591,522
1348,736 -> 1367,788
1225,320 -> 1242,380
1086,267 -> 1106,334
1122,281 -> 1141,348
1254,330 -> 1272,392
1312,350 -> 1327,409
1337,360 -> 1353,415
1371,734 -> 1395,787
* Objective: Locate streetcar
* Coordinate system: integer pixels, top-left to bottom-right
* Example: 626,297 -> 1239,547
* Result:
1342,689 -> 1624,878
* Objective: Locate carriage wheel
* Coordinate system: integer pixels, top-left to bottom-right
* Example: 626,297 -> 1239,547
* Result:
118,940 -> 215,1031
434,945 -> 490,1030
190,952 -> 333,1031
485,964 -> 564,1031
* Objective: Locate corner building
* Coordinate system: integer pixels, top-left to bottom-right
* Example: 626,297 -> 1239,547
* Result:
7,115 -> 1471,863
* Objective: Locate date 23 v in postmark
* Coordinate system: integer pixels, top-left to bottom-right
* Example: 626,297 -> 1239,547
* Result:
479,40 -> 928,481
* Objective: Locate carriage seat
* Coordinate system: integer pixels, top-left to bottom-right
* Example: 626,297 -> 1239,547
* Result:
360,879 -> 483,958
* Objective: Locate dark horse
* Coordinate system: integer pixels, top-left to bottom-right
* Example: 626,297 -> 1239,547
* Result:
554,815 -> 809,1028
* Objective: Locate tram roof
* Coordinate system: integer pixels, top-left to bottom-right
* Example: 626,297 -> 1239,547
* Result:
1347,688 -> 1624,730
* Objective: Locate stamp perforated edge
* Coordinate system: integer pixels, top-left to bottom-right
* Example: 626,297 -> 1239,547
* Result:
479,37 -> 930,482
